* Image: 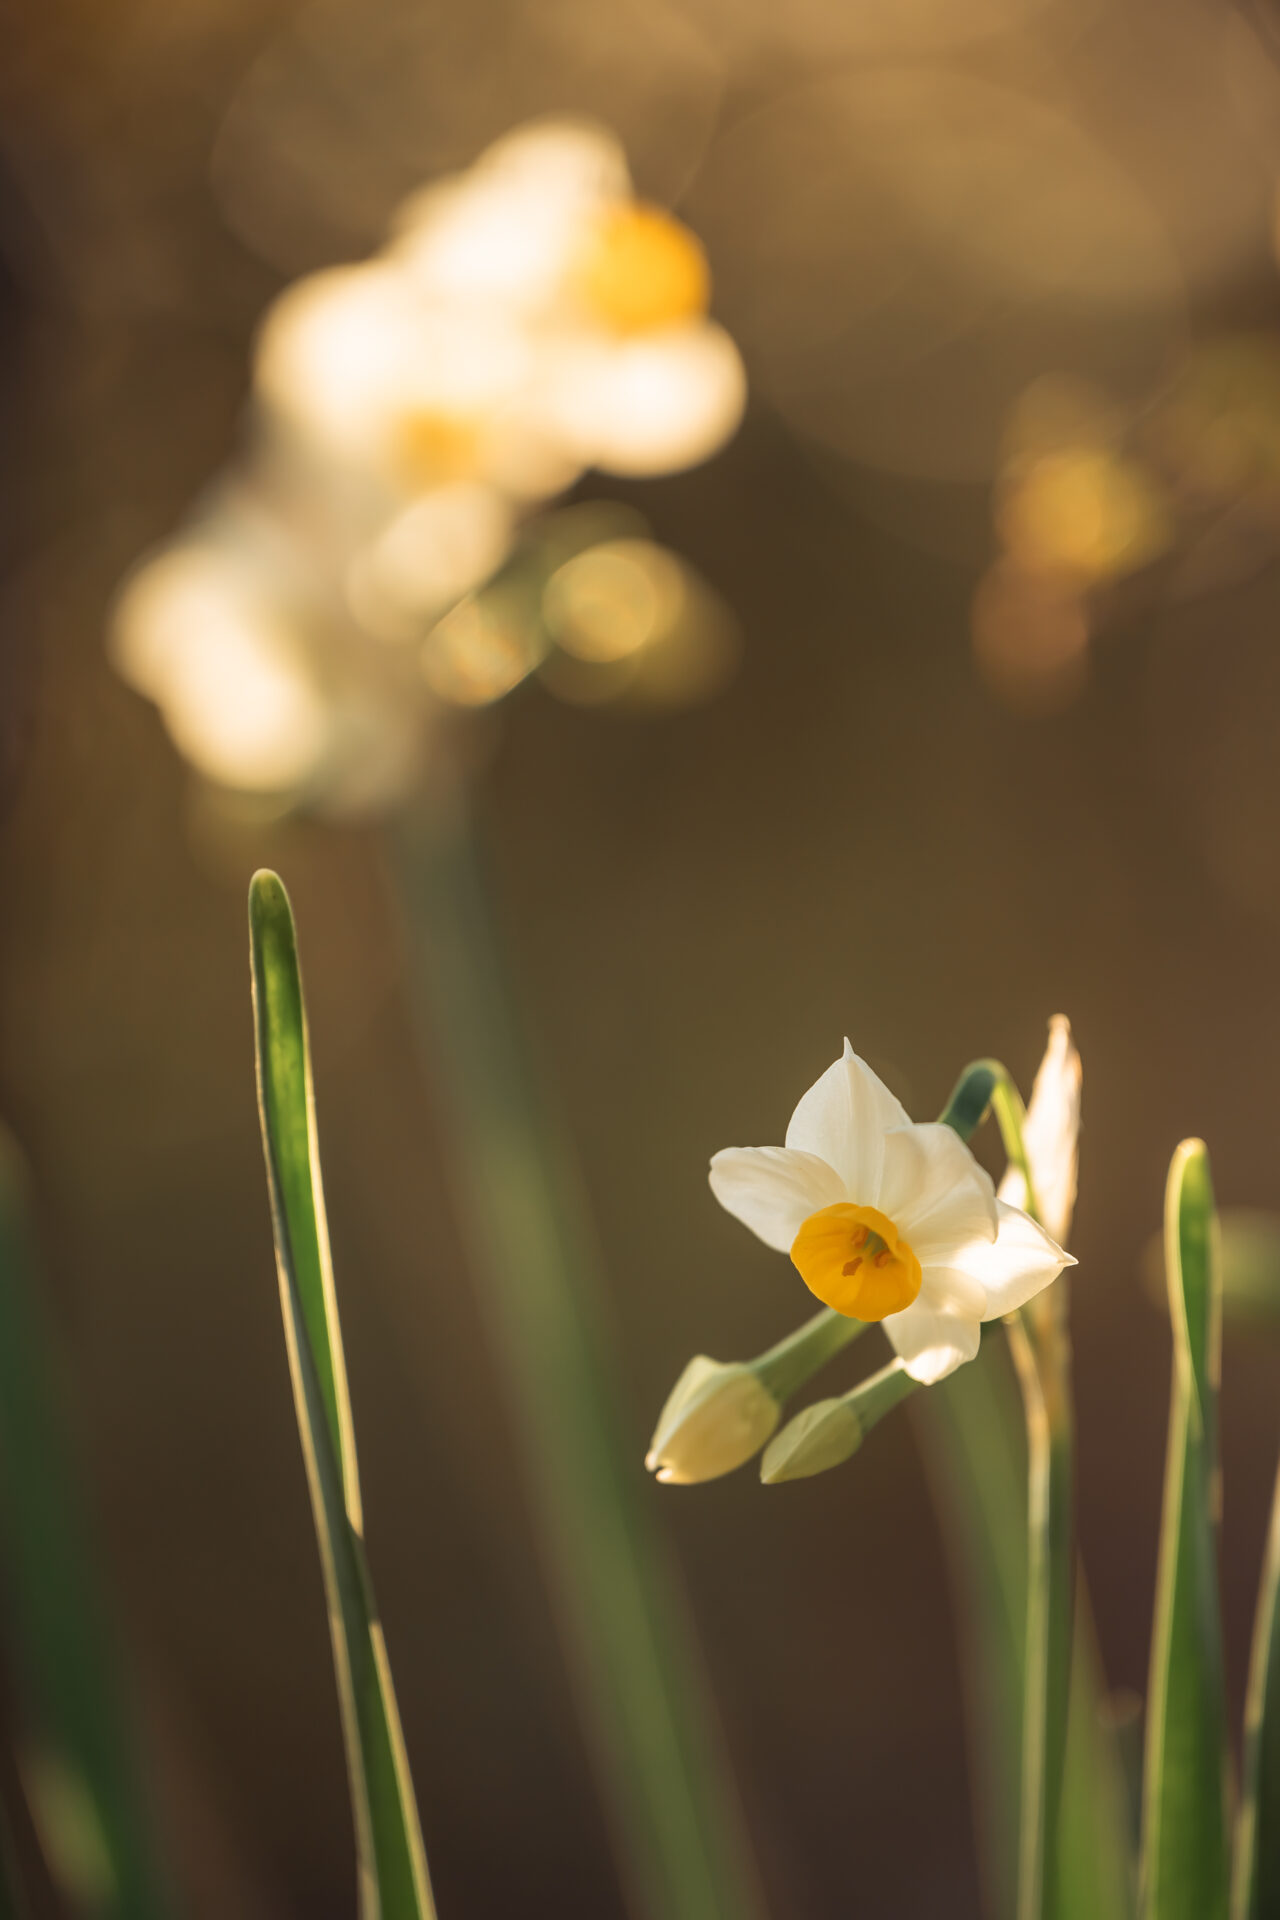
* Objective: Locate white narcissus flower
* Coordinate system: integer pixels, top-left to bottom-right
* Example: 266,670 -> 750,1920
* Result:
997,1015 -> 1082,1247
709,1041 -> 1075,1384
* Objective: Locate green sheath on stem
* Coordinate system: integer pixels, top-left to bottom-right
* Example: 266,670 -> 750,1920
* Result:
250,871 -> 435,1920
388,810 -> 766,1920
1140,1140 -> 1229,1920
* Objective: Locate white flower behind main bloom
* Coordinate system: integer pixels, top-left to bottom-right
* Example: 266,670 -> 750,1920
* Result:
997,1014 -> 1082,1247
709,1041 -> 1074,1384
112,116 -> 746,814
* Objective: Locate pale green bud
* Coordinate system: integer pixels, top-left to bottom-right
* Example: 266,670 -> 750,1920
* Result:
759,1398 -> 862,1484
645,1356 -> 781,1484
760,1358 -> 917,1485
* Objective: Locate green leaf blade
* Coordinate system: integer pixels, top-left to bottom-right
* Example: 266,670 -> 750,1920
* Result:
1140,1139 -> 1230,1920
249,871 -> 435,1920
1231,1458 -> 1280,1920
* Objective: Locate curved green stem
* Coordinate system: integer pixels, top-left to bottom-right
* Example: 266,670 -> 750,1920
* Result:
753,1305 -> 866,1401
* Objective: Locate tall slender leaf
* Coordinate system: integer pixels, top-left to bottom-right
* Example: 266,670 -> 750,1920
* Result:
249,870 -> 435,1920
1231,1455 -> 1280,1920
1140,1139 -> 1229,1920
388,810 -> 767,1920
0,1129 -> 169,1918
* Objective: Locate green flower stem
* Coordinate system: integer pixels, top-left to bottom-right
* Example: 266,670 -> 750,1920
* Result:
842,1354 -> 919,1428
753,1305 -> 866,1401
1233,1454 -> 1280,1920
0,1131 -> 170,1920
387,806 -> 767,1920
942,1062 -> 1076,1920
1140,1141 -> 1229,1920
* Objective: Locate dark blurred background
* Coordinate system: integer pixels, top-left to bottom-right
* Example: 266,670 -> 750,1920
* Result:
5,0 -> 1280,1913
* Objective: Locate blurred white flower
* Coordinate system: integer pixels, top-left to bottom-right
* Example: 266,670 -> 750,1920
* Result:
393,120 -> 746,478
997,1015 -> 1082,1247
112,541 -> 329,795
709,1041 -> 1074,1383
256,263 -> 542,494
113,115 -> 746,812
420,592 -> 547,708
537,323 -> 746,478
346,482 -> 517,641
394,119 -> 632,316
111,488 -> 432,812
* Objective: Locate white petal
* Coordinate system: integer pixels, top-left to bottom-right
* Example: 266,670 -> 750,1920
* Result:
882,1289 -> 983,1384
946,1199 -> 1075,1317
878,1123 -> 998,1256
393,121 -> 630,314
539,323 -> 746,478
784,1040 -> 910,1202
708,1147 -> 847,1254
997,1016 -> 1082,1247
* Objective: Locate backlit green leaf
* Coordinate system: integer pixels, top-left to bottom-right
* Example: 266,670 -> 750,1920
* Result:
249,870 -> 435,1920
1140,1139 -> 1229,1920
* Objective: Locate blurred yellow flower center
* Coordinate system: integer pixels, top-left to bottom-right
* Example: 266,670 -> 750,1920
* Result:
574,203 -> 710,335
395,411 -> 482,484
790,1204 -> 922,1322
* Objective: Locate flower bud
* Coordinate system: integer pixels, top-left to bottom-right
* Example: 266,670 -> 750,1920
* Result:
998,1014 -> 1081,1246
760,1358 -> 917,1486
759,1397 -> 862,1485
645,1357 -> 781,1484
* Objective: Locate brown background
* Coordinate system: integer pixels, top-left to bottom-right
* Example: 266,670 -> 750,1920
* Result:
4,0 -> 1280,1913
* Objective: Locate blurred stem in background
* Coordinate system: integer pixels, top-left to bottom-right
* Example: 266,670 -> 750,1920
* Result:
0,1130 -> 172,1919
387,801 -> 768,1920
